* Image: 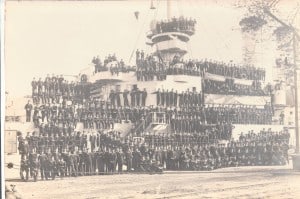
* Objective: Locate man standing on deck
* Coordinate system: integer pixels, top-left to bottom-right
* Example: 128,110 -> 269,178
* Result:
123,89 -> 129,107
116,148 -> 124,173
135,49 -> 140,61
156,88 -> 161,106
141,88 -> 147,106
25,100 -> 33,122
136,88 -> 141,106
130,89 -> 136,107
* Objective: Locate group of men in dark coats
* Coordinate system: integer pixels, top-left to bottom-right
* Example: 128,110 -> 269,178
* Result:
154,17 -> 196,34
203,79 -> 266,96
109,87 -> 148,107
31,75 -> 89,105
18,127 -> 289,181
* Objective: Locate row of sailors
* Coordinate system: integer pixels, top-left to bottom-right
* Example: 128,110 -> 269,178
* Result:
109,65 -> 135,76
146,140 -> 288,170
31,75 -> 83,96
135,68 -> 205,82
31,79 -> 90,105
169,123 -> 233,140
31,102 -> 273,135
19,129 -> 290,157
139,131 -> 289,170
31,59 -> 266,107
109,88 -> 148,107
239,129 -> 290,143
93,55 -> 137,74
136,59 -> 206,81
31,75 -> 66,95
153,17 -> 197,34
203,79 -> 268,96
135,128 -> 232,145
92,54 -> 118,68
19,132 -> 289,181
19,146 -> 162,181
18,131 -> 123,159
108,88 -> 205,108
90,105 -> 273,125
136,69 -> 168,81
91,53 -> 265,82
205,61 -> 265,81
31,124 -> 276,158
155,89 -> 204,107
75,105 -> 272,127
31,87 -> 204,114
92,55 -> 136,74
136,54 -> 266,81
135,64 -> 264,83
36,123 -> 234,147
94,56 -> 266,83
20,129 -> 234,160
22,124 -> 238,161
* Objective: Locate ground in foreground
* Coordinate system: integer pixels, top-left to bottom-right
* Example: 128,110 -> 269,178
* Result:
6,165 -> 300,199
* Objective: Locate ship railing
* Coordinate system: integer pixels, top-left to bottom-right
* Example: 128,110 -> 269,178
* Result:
130,112 -> 152,136
130,111 -> 167,137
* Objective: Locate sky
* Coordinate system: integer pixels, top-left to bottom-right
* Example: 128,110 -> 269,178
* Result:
4,0 -> 300,97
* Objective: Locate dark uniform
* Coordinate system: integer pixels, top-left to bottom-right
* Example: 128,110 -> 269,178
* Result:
25,102 -> 33,122
20,158 -> 30,181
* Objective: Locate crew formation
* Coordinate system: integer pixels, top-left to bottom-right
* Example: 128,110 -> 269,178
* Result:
21,87 -> 280,182
30,75 -> 90,105
26,99 -> 272,135
92,54 -> 135,75
203,79 -> 267,96
21,46 -> 287,183
27,72 -> 273,143
18,128 -> 289,181
152,17 -> 197,34
136,55 -> 265,81
135,52 -> 267,96
143,129 -> 289,170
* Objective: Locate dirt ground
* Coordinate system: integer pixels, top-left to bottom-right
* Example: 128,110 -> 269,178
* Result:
5,164 -> 300,199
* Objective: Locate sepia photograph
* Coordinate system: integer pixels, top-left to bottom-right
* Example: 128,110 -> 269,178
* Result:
2,0 -> 300,198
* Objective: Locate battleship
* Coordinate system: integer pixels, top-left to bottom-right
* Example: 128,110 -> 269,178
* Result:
4,0 -> 300,198
69,0 -> 286,141
4,1 -> 300,198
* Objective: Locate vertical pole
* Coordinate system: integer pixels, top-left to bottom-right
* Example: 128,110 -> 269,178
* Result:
294,34 -> 300,153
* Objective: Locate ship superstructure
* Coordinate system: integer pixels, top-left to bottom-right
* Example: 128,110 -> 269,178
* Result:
70,0 -> 282,145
